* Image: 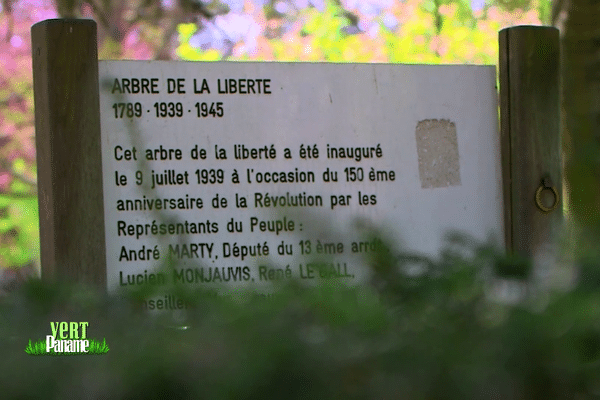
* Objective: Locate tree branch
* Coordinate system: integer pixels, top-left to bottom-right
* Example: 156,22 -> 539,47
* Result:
9,168 -> 36,188
154,5 -> 186,60
87,0 -> 111,30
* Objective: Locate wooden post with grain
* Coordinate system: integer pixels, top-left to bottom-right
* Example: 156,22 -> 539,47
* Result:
31,19 -> 106,289
499,26 -> 562,262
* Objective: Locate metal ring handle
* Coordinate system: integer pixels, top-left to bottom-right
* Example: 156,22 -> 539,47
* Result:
535,177 -> 559,213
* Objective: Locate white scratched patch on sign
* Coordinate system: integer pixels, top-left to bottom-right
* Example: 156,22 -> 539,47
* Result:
415,119 -> 461,189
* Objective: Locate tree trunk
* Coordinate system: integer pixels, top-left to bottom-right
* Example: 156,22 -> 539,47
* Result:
562,0 -> 600,251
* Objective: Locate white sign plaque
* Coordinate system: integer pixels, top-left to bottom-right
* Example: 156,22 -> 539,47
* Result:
98,61 -> 502,308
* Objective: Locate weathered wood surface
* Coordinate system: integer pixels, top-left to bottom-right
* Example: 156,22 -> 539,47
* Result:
499,26 -> 562,260
32,19 -> 106,289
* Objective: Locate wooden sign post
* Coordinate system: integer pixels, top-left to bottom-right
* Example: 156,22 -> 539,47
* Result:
32,20 -> 106,288
499,26 -> 562,265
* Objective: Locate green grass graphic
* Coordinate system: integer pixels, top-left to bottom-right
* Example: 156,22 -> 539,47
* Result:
88,338 -> 110,354
25,338 -> 109,356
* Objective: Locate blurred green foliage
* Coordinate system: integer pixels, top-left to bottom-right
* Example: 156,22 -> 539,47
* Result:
1,231 -> 599,398
174,0 -> 542,64
0,194 -> 38,267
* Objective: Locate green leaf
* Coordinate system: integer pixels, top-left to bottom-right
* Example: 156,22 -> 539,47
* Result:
12,159 -> 26,174
177,23 -> 197,42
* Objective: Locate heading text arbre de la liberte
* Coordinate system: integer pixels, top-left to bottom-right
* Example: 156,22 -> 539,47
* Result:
111,77 -> 272,95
